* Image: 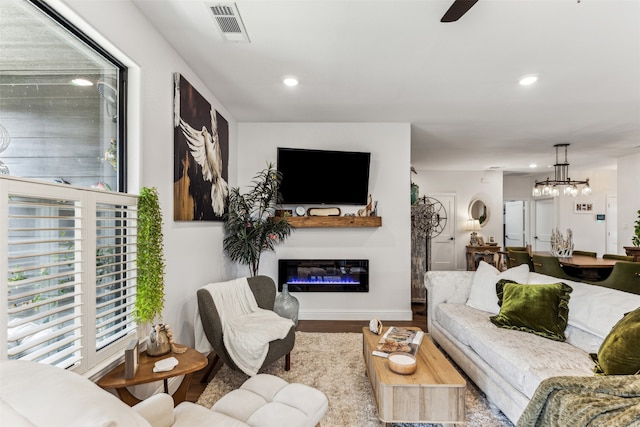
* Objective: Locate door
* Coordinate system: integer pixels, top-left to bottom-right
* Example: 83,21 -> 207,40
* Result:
504,201 -> 525,248
428,194 -> 456,271
606,195 -> 618,254
533,198 -> 554,252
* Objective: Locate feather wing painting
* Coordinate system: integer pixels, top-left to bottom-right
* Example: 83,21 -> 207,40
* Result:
173,73 -> 229,221
178,110 -> 229,216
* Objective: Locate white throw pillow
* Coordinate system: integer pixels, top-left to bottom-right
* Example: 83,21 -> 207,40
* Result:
527,272 -> 640,339
466,261 -> 530,314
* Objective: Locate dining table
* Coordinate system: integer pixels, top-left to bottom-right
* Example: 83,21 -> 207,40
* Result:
534,252 -> 619,280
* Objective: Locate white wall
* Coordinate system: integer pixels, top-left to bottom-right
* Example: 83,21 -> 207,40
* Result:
57,0 -> 237,346
618,152 -> 640,252
555,169 -> 616,256
238,123 -> 412,321
516,168 -> 617,256
504,175 -> 534,200
411,170 -> 503,270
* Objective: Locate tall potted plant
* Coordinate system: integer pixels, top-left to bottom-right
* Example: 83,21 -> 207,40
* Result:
624,209 -> 640,262
223,163 -> 293,276
135,186 -> 170,356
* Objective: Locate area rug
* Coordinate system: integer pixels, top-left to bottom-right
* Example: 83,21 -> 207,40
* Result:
197,332 -> 514,427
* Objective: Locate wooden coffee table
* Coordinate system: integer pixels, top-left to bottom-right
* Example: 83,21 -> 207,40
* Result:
98,345 -> 207,407
362,327 -> 466,425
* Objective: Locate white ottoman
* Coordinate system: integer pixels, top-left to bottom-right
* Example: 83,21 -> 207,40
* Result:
211,374 -> 328,427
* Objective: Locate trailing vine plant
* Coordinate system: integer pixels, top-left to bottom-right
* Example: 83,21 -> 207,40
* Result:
223,163 -> 293,276
134,187 -> 166,324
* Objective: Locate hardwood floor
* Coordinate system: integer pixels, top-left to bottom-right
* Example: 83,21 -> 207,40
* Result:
185,302 -> 428,402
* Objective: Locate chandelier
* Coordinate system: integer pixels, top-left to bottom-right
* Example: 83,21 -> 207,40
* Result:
532,143 -> 592,197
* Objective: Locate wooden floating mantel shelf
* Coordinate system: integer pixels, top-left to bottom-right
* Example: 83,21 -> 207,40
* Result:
282,216 -> 382,228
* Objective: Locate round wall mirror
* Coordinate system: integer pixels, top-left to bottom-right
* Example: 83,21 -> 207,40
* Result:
469,199 -> 489,227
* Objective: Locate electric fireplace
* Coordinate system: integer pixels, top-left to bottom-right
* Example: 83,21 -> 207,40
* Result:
278,259 -> 369,292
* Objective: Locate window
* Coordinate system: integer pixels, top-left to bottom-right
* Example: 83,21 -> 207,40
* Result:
0,0 -> 127,191
2,176 -> 137,375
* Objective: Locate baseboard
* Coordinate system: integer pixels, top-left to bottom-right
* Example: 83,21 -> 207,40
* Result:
299,309 -> 412,321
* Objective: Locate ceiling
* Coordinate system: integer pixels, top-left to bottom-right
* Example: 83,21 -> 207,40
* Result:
23,0 -> 640,174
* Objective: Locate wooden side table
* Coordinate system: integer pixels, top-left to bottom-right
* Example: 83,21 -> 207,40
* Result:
466,245 -> 502,271
98,345 -> 207,407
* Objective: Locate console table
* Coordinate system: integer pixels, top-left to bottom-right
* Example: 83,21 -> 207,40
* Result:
466,245 -> 502,271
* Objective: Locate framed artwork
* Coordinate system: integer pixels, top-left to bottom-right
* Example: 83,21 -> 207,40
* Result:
574,202 -> 593,213
173,73 -> 229,221
477,236 -> 485,246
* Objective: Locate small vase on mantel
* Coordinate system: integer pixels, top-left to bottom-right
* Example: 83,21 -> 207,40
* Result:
274,283 -> 299,326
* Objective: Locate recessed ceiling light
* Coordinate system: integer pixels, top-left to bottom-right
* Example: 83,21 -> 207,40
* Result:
283,77 -> 299,87
529,163 -> 537,168
71,78 -> 93,87
519,75 -> 538,86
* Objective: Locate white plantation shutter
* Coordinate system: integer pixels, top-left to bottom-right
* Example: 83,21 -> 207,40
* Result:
2,176 -> 138,374
7,195 -> 83,368
94,202 -> 137,351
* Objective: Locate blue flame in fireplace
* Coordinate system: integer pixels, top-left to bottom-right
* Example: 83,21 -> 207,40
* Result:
287,275 -> 361,285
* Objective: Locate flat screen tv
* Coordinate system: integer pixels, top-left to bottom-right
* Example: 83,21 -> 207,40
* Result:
277,147 -> 371,205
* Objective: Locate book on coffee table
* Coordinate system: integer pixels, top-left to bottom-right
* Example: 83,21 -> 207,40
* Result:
372,326 -> 424,358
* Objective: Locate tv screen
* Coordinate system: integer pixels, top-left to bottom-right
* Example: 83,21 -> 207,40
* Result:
277,148 -> 371,205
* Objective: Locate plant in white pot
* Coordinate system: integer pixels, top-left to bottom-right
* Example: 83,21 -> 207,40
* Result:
624,209 -> 640,262
134,187 -> 171,356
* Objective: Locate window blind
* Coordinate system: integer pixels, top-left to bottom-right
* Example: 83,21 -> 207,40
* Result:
95,202 -> 137,351
2,176 -> 138,374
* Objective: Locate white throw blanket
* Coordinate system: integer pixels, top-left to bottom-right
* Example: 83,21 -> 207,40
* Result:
193,278 -> 294,376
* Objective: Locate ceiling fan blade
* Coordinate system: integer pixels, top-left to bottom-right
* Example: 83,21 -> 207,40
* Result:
441,0 -> 479,22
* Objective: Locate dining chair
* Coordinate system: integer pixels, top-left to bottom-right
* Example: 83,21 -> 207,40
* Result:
506,250 -> 534,271
585,261 -> 640,295
602,254 -> 635,261
531,254 -> 574,280
573,250 -> 597,258
505,246 -> 527,252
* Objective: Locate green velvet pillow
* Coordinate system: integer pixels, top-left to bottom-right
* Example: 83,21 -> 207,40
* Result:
591,307 -> 640,375
495,278 -> 519,306
490,282 -> 572,342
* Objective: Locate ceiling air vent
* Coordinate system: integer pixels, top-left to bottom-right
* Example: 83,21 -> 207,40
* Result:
208,3 -> 250,43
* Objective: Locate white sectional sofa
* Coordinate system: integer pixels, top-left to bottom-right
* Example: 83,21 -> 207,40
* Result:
0,359 -> 328,427
426,262 -> 640,424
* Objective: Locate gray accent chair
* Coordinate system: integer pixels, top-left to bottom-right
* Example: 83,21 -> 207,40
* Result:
197,275 -> 295,383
